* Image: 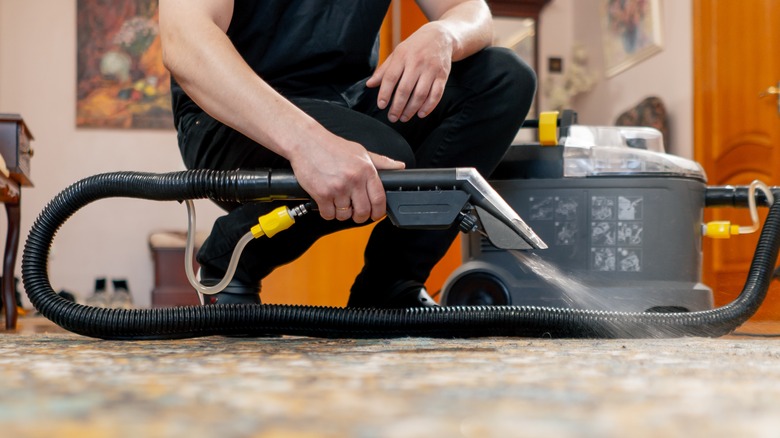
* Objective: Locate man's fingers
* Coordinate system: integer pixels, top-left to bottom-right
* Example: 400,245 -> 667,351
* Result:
399,74 -> 435,122
366,176 -> 387,222
349,191 -> 371,224
387,71 -> 420,123
318,198 -> 336,221
333,197 -> 353,221
418,77 -> 446,118
376,61 -> 403,111
366,59 -> 388,91
369,152 -> 406,170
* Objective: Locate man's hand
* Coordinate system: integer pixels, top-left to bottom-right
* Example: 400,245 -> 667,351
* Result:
366,22 -> 453,123
366,0 -> 493,123
289,132 -> 405,223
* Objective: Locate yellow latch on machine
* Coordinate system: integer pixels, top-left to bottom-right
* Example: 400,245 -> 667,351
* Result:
539,111 -> 560,146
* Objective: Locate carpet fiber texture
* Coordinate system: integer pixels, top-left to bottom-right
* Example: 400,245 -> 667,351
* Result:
2,317 -> 780,437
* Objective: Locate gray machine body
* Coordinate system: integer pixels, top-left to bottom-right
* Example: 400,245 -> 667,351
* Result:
442,144 -> 714,312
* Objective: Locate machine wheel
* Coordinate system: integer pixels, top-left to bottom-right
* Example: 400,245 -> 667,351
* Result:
443,272 -> 511,306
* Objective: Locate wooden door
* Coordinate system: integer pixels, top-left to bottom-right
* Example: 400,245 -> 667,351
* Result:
694,0 -> 780,320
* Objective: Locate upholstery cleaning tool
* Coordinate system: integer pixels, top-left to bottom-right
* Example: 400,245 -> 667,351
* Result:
183,167 -> 547,297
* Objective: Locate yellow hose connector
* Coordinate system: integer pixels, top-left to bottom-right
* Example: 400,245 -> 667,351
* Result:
703,221 -> 740,239
251,206 -> 296,239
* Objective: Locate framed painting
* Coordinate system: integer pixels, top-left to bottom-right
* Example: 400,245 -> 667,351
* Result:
600,0 -> 663,77
76,0 -> 173,129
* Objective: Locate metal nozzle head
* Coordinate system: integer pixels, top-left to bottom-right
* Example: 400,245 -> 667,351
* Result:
455,168 -> 547,250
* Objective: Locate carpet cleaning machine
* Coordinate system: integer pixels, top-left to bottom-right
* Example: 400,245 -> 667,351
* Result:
21,111 -> 780,340
443,110 -> 732,313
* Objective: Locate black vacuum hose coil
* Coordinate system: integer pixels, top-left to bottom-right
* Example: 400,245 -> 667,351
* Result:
22,170 -> 780,340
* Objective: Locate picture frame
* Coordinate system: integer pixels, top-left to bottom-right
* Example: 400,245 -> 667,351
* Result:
600,0 -> 663,78
76,0 -> 173,130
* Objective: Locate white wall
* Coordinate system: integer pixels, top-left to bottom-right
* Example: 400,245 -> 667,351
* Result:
538,0 -> 693,158
0,0 -> 223,307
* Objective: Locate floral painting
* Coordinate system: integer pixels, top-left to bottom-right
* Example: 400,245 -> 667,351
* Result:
600,0 -> 663,77
77,0 -> 172,129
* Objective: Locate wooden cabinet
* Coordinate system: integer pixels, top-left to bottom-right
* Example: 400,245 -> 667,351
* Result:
149,232 -> 202,307
0,114 -> 34,187
0,114 -> 31,330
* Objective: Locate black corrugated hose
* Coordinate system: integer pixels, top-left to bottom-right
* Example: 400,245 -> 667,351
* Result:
21,170 -> 780,340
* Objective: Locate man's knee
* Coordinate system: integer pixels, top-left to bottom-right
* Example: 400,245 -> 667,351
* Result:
361,125 -> 416,168
292,97 -> 417,168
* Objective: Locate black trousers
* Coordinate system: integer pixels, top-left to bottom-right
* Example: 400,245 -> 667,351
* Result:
176,47 -> 536,306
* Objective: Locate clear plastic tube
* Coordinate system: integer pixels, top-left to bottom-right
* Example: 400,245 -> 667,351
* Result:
739,180 -> 775,234
183,200 -> 254,297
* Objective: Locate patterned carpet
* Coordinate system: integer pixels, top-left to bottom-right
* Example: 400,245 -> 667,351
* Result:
2,316 -> 780,438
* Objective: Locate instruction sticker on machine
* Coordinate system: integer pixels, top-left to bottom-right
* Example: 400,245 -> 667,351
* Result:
590,196 -> 644,272
529,196 -> 580,246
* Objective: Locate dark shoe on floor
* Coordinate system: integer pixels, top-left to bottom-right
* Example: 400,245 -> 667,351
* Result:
198,268 -> 272,337
198,268 -> 261,305
383,282 -> 440,308
86,278 -> 110,308
349,280 -> 441,309
110,278 -> 134,309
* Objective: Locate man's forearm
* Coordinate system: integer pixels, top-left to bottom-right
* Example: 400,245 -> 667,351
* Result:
416,0 -> 493,61
159,0 -> 323,162
159,0 -> 404,223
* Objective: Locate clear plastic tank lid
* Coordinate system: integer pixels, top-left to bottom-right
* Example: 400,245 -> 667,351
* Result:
561,125 -> 706,180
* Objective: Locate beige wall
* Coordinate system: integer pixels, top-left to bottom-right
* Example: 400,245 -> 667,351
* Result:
0,3 -> 2,104
0,0 -> 223,307
539,0 -> 693,158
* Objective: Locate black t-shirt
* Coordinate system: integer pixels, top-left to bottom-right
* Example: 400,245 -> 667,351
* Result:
170,0 -> 392,127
